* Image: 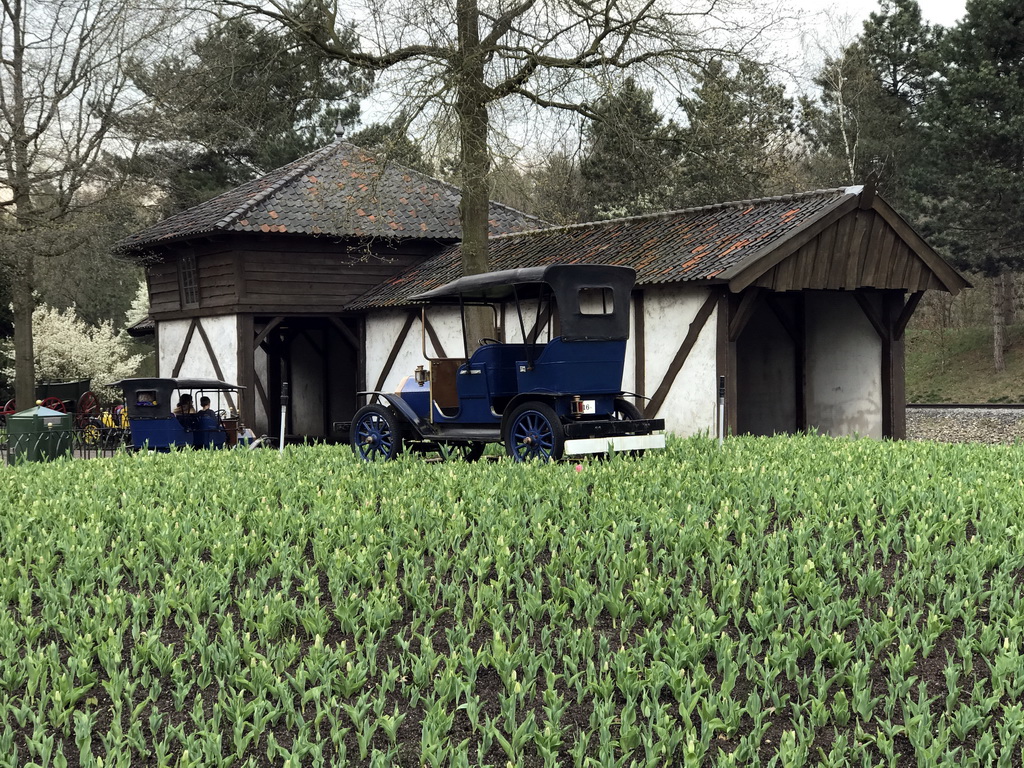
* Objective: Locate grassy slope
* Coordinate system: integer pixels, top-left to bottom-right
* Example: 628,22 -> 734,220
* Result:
1,439 -> 1023,767
906,323 -> 1024,403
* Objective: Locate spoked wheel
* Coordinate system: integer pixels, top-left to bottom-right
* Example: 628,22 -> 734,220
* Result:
2,399 -> 15,415
40,397 -> 66,412
611,398 -> 646,458
504,402 -> 564,462
441,441 -> 486,462
76,391 -> 100,429
82,424 -> 101,445
351,404 -> 404,461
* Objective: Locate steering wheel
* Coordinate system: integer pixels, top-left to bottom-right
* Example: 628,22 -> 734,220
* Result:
479,337 -> 501,346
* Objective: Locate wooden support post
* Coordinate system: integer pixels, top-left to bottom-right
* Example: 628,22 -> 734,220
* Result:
716,290 -> 736,436
633,291 -> 645,411
795,295 -> 807,431
237,314 -> 255,427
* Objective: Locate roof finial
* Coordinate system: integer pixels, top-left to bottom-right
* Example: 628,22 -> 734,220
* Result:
334,119 -> 345,140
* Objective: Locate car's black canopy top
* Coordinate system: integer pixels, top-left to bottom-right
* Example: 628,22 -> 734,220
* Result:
109,377 -> 244,391
410,264 -> 634,303
410,264 -> 636,343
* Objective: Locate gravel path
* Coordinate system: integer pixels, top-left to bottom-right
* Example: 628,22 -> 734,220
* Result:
907,406 -> 1024,444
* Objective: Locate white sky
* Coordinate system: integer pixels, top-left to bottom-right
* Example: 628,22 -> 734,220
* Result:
798,0 -> 967,29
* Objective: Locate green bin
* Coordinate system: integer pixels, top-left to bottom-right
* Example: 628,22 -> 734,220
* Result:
6,405 -> 73,464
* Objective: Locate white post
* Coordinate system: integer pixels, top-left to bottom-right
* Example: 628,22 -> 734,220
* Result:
717,375 -> 726,445
279,382 -> 289,454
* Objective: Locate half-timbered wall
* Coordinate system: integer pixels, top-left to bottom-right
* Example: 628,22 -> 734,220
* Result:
158,316 -> 239,384
365,308 -> 463,395
637,286 -> 719,436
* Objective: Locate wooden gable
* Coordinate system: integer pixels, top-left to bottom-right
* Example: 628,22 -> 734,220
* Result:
726,193 -> 968,295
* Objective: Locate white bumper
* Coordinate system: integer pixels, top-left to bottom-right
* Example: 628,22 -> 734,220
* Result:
564,433 -> 666,456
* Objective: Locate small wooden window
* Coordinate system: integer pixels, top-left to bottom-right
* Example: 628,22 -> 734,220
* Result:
578,286 -> 613,315
178,254 -> 199,308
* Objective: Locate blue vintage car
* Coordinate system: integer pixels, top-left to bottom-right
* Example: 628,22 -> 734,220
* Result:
351,264 -> 666,462
110,378 -> 246,451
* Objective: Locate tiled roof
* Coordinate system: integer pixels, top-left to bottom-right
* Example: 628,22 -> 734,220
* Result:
126,315 -> 154,337
116,141 -> 546,252
348,187 -> 858,309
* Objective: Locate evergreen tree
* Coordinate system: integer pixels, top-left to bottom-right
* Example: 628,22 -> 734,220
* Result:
529,153 -> 587,225
673,59 -> 798,207
580,79 -> 678,219
800,0 -> 939,202
914,0 -> 1024,370
123,17 -> 371,214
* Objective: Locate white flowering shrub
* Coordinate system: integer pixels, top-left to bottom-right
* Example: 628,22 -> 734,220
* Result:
126,280 -> 149,327
2,304 -> 144,404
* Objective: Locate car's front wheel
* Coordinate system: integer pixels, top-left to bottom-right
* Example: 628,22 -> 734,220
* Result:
351,404 -> 404,461
504,402 -> 564,462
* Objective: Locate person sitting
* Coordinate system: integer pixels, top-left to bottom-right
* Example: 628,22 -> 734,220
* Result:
199,396 -> 212,412
173,394 -> 196,415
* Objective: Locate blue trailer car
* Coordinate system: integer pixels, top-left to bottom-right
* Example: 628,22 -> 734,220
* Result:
111,378 -> 245,451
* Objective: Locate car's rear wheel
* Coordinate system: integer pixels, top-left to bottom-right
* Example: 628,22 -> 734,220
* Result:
504,402 -> 564,462
351,404 -> 404,461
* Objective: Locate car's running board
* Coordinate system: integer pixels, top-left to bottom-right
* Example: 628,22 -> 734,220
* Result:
416,427 -> 500,442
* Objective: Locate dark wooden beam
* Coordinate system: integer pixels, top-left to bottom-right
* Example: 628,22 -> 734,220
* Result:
765,294 -> 798,344
645,292 -> 718,419
889,293 -> 908,439
237,314 -> 255,426
171,318 -> 198,378
252,317 -> 284,352
527,302 -> 552,345
423,315 -> 447,359
854,291 -> 888,342
253,371 -> 270,421
729,289 -> 763,342
794,295 -> 806,431
715,291 -> 738,436
894,291 -> 924,340
358,317 -> 367,393
633,291 -> 645,410
327,316 -> 359,350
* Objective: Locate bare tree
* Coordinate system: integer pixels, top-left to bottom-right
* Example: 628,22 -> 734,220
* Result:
1,0 -> 184,408
217,0 -> 771,341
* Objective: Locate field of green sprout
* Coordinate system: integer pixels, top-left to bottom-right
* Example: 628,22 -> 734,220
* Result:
1,436 -> 1023,768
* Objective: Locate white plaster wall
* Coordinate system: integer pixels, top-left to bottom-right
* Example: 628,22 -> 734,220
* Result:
805,292 -> 882,438
640,286 -> 718,436
365,308 -> 463,394
157,316 -> 238,384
